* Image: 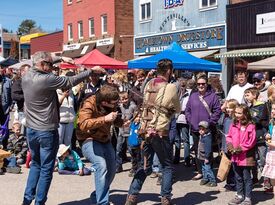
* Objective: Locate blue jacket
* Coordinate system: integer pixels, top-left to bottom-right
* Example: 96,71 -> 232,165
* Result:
185,87 -> 221,132
198,132 -> 212,161
57,150 -> 83,171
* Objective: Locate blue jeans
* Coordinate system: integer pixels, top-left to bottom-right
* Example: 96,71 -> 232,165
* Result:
23,128 -> 59,205
201,160 -> 216,183
58,122 -> 74,146
128,136 -> 173,198
82,140 -> 116,205
233,163 -> 253,199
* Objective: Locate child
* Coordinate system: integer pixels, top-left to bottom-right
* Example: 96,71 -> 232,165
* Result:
116,91 -> 137,173
244,87 -> 269,185
128,110 -> 141,177
198,121 -> 217,187
262,103 -> 275,196
227,104 -> 256,205
4,122 -> 28,174
57,144 -> 91,176
222,99 -> 239,191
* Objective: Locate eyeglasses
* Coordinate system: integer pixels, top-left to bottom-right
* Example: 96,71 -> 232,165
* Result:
197,83 -> 206,86
43,60 -> 53,67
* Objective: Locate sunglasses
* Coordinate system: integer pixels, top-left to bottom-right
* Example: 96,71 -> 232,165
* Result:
253,79 -> 261,83
197,83 -> 206,86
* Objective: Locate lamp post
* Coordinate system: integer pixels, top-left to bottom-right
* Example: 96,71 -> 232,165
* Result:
16,32 -> 22,61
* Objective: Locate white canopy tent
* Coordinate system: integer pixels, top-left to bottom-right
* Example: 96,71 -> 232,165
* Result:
8,59 -> 33,70
247,56 -> 275,70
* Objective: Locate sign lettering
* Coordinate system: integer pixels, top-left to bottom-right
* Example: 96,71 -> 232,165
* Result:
165,0 -> 184,9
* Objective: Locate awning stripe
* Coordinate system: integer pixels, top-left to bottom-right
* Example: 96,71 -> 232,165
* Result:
215,47 -> 275,58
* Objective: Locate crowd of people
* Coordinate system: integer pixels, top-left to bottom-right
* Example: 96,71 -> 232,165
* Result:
0,51 -> 275,205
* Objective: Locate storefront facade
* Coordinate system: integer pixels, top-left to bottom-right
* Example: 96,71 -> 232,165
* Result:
133,0 -> 228,88
215,0 -> 275,89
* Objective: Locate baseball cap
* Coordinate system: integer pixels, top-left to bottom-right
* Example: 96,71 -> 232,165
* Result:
198,121 -> 209,129
272,76 -> 275,80
252,73 -> 264,81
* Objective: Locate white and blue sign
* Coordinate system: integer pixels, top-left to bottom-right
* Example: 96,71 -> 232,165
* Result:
134,24 -> 226,55
165,0 -> 184,9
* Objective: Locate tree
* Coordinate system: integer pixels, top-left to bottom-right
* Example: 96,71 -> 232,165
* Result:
9,38 -> 18,59
17,19 -> 37,35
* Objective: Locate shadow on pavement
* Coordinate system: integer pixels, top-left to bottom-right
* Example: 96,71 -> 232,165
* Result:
253,190 -> 274,204
172,191 -> 220,205
58,198 -> 91,205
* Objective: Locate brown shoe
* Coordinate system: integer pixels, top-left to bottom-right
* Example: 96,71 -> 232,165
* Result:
125,195 -> 137,205
161,197 -> 173,205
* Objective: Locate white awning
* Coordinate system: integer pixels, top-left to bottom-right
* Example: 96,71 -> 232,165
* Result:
215,47 -> 275,58
189,50 -> 218,58
247,55 -> 275,70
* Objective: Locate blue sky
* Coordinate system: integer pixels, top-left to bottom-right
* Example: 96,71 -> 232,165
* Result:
0,0 -> 63,33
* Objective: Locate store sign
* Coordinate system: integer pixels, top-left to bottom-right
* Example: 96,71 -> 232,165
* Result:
134,24 -> 226,55
63,43 -> 81,51
0,25 -> 3,57
96,38 -> 113,46
159,13 -> 190,31
165,0 -> 184,9
256,12 -> 275,34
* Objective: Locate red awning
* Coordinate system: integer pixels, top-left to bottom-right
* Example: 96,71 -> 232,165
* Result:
74,49 -> 127,69
59,62 -> 78,69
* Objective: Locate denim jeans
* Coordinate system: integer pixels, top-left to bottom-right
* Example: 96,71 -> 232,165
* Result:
191,131 -> 202,174
58,122 -> 74,146
128,136 -> 173,198
23,128 -> 59,205
201,160 -> 216,183
82,140 -> 116,205
178,124 -> 190,161
116,135 -> 127,169
128,146 -> 141,172
232,163 -> 253,199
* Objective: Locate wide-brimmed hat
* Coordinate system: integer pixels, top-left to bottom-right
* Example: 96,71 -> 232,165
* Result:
57,144 -> 70,158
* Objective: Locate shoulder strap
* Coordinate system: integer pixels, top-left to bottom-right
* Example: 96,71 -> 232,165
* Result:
198,95 -> 212,117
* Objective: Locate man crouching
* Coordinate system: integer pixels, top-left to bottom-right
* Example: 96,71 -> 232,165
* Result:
77,84 -> 123,205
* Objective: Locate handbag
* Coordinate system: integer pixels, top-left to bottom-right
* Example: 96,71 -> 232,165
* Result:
217,152 -> 232,181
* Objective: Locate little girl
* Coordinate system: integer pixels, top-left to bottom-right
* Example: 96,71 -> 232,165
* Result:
57,144 -> 91,176
226,104 -> 256,205
262,103 -> 275,196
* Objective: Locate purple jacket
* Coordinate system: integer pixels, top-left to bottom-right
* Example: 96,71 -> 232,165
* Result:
185,88 -> 221,132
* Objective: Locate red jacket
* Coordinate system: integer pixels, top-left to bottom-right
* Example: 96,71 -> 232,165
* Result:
226,122 -> 256,166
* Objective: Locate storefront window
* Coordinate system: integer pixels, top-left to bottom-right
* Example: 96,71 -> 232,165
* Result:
200,0 -> 217,9
140,0 -> 151,21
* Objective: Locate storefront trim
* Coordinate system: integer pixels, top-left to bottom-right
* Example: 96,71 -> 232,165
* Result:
215,47 -> 275,58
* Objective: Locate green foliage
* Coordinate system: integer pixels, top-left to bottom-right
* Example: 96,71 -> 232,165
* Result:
17,19 -> 37,35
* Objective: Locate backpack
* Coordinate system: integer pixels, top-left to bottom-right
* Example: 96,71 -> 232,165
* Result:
138,78 -> 167,138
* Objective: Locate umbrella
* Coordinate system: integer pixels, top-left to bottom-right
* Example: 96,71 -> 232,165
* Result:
8,59 -> 33,70
74,49 -> 127,69
247,56 -> 275,70
128,42 -> 221,71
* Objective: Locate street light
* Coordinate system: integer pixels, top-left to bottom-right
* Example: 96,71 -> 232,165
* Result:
16,31 -> 22,61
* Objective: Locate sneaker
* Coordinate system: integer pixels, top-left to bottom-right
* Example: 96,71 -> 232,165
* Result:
156,175 -> 162,186
125,195 -> 137,205
161,197 -> 173,205
192,173 -> 203,180
150,172 -> 158,178
200,179 -> 209,185
206,182 -> 217,187
264,187 -> 274,195
228,195 -> 244,205
6,166 -> 21,174
240,198 -> 252,205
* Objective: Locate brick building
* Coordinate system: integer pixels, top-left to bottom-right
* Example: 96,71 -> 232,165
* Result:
62,0 -> 133,61
30,31 -> 63,55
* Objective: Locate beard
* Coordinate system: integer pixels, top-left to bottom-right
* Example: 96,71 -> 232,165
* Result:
101,105 -> 115,113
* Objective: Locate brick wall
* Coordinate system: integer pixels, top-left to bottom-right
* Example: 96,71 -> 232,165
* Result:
114,0 -> 134,61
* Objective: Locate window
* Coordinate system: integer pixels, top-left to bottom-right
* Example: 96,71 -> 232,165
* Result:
200,0 -> 217,9
140,0 -> 151,21
101,15 -> 107,34
68,23 -> 73,41
78,21 -> 83,39
67,0 -> 72,5
89,18 -> 95,37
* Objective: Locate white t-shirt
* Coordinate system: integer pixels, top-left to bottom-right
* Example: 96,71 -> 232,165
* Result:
226,83 -> 253,103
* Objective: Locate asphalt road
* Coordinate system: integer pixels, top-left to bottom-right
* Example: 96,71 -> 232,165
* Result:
0,160 -> 274,205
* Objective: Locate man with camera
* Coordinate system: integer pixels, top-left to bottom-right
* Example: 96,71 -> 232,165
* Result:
21,51 -> 105,205
125,59 -> 181,205
77,84 -> 124,205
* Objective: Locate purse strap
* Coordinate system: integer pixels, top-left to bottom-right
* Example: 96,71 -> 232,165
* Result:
198,95 -> 212,117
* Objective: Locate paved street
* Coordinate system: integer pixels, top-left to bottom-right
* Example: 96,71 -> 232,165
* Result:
0,160 -> 274,205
